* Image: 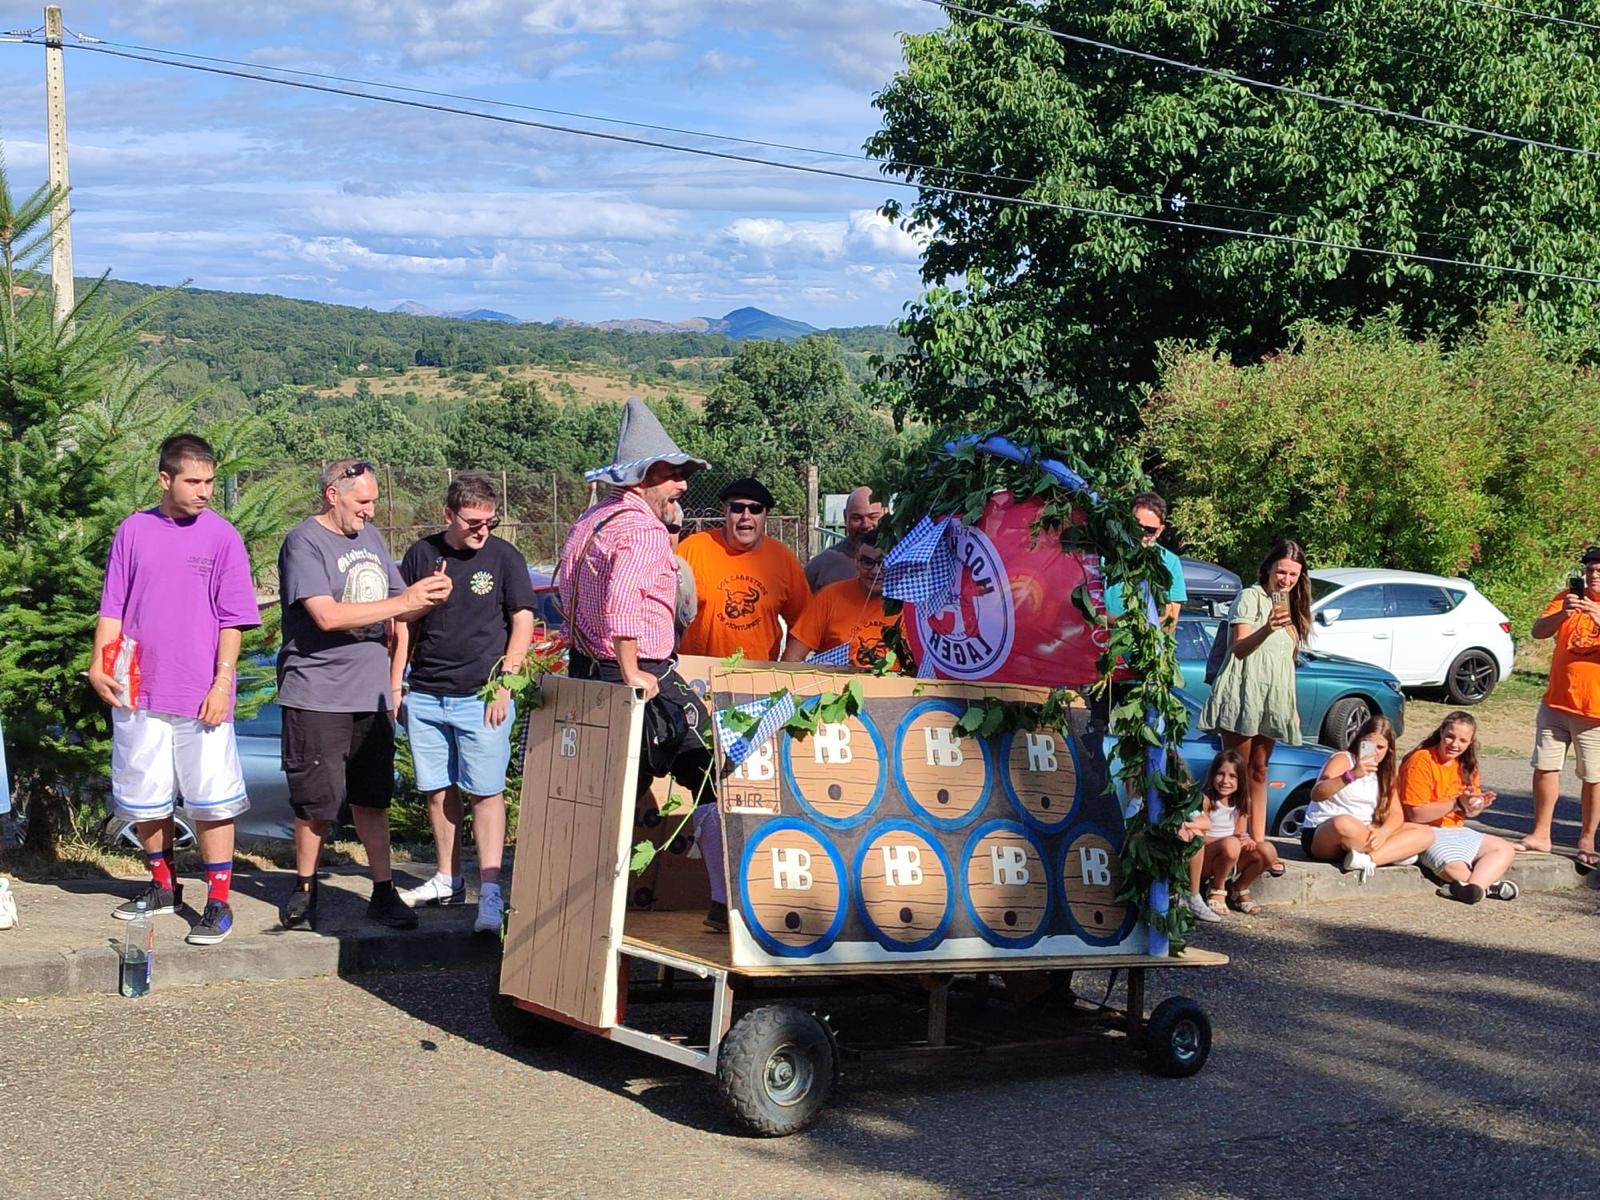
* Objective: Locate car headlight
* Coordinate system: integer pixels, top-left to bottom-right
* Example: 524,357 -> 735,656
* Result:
1383,680 -> 1404,696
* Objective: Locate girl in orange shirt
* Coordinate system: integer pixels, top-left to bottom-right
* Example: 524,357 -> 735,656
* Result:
1398,711 -> 1518,904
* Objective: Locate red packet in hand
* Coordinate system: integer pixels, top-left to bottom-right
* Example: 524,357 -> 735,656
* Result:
102,635 -> 141,706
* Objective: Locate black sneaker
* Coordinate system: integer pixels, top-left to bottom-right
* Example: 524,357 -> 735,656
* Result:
187,900 -> 234,945
703,901 -> 729,933
1437,880 -> 1485,905
280,884 -> 318,931
1487,879 -> 1519,901
367,883 -> 419,930
113,882 -> 182,920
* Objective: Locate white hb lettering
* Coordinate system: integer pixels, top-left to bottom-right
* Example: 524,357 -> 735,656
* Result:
813,722 -> 853,764
881,844 -> 923,887
990,844 -> 1030,886
771,848 -> 813,891
732,742 -> 775,781
558,727 -> 578,758
924,726 -> 965,767
1078,846 -> 1112,887
1025,733 -> 1058,773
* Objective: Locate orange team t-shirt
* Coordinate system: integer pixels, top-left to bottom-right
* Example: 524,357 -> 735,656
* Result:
788,578 -> 901,669
677,530 -> 810,660
1398,747 -> 1475,828
1540,592 -> 1600,719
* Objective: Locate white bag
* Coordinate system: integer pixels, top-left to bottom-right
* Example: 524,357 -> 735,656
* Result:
0,877 -> 18,930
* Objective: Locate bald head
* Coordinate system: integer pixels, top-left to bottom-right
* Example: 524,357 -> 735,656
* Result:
844,486 -> 884,546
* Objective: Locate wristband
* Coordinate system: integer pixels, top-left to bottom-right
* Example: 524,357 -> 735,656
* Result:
1342,769 -> 1356,784
215,662 -> 235,673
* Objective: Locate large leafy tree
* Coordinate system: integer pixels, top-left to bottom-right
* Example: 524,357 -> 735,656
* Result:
869,0 -> 1600,438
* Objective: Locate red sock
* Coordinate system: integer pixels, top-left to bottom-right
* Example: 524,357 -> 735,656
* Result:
147,851 -> 175,890
204,861 -> 232,904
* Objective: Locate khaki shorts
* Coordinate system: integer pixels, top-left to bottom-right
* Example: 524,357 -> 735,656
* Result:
1531,703 -> 1600,783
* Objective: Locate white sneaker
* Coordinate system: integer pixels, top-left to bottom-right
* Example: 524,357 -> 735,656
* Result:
1342,851 -> 1377,883
1185,893 -> 1222,923
398,873 -> 465,908
474,887 -> 504,934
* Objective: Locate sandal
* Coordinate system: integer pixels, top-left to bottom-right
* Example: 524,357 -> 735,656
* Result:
1227,884 -> 1262,915
1266,860 -> 1286,878
1207,888 -> 1229,916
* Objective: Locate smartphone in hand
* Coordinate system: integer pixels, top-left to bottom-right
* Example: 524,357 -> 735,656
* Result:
1572,575 -> 1587,598
1357,738 -> 1377,766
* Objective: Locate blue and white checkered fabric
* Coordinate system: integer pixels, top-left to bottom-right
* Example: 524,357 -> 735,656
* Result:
883,515 -> 957,605
805,642 -> 854,667
713,691 -> 798,768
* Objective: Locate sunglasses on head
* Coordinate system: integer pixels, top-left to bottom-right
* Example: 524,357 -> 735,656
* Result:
726,501 -> 767,515
340,461 -> 376,480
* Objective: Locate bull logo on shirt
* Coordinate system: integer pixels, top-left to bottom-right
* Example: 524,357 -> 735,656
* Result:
723,584 -> 763,624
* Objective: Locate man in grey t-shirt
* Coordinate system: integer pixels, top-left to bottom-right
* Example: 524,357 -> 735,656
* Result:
275,459 -> 452,931
805,485 -> 885,591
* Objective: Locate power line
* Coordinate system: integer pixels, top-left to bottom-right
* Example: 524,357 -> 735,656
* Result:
918,0 -> 1600,161
11,35 -> 1600,289
1453,0 -> 1600,34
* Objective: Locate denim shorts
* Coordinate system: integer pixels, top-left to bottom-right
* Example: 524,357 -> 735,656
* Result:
404,690 -> 515,796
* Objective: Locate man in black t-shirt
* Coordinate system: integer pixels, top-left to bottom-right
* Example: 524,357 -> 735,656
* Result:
391,475 -> 536,933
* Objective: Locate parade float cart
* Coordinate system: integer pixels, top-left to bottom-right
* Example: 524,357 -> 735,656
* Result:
491,657 -> 1225,1137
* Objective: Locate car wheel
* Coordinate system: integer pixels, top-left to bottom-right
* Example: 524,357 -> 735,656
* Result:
102,814 -> 198,852
1444,649 -> 1498,706
1273,788 -> 1311,838
1320,696 -> 1373,750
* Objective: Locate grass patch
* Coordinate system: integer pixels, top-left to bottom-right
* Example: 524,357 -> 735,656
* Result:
1404,667 -> 1546,758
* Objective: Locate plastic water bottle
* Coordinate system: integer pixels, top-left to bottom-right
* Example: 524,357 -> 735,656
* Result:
119,900 -> 152,998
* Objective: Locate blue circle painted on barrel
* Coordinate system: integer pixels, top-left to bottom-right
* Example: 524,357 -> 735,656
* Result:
892,699 -> 995,831
957,819 -> 1053,948
778,698 -> 888,830
999,726 -> 1082,832
738,818 -> 850,958
1056,821 -> 1137,947
852,818 -> 955,953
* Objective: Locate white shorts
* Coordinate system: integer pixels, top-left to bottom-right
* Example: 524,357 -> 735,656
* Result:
111,708 -> 250,823
1419,826 -> 1485,873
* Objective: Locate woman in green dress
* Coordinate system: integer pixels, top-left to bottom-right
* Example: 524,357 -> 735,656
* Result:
1199,540 -> 1311,911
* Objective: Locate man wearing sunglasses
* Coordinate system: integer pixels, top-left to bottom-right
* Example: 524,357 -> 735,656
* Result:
677,477 -> 810,661
805,485 -> 886,591
1101,491 -> 1188,633
782,533 -> 899,668
391,474 -> 536,933
276,459 -> 454,931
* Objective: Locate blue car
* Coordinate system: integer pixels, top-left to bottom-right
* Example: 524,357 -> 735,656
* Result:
1176,616 -> 1405,751
1108,690 -> 1334,838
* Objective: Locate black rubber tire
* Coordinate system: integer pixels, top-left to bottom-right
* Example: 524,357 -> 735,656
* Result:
1445,649 -> 1498,706
716,1004 -> 837,1137
488,973 -> 577,1049
1320,695 -> 1373,751
1144,996 -> 1212,1078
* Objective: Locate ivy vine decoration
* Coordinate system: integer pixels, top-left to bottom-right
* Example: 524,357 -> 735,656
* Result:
871,436 -> 1203,952
473,642 -> 569,707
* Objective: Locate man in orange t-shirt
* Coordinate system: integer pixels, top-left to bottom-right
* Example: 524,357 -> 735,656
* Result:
677,477 -> 809,661
1524,546 -> 1600,863
783,535 -> 898,668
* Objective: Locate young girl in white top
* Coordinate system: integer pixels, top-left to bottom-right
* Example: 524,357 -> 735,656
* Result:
1302,715 -> 1435,880
1181,750 -> 1249,923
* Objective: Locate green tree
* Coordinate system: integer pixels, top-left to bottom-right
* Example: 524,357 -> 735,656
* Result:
448,379 -> 582,471
869,1 -> 1600,436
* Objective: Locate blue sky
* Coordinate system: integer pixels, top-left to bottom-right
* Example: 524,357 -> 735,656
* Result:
0,1 -> 940,328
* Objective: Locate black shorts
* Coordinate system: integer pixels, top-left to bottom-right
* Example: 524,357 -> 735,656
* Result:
280,706 -> 395,823
1301,822 -> 1341,863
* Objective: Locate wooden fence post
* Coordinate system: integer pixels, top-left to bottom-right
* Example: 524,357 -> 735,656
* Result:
805,463 -> 820,559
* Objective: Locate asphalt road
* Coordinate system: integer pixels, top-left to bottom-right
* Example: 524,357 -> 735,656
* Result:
6,884 -> 1599,1200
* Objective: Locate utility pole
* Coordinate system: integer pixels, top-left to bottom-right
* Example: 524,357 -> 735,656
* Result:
44,5 -> 74,323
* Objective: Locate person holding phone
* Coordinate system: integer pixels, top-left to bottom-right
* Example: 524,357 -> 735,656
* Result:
1522,546 -> 1600,868
1300,716 -> 1435,879
1199,540 -> 1311,881
1400,711 -> 1518,904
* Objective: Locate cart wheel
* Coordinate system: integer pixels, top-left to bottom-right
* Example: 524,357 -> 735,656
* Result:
716,1004 -> 837,1137
1144,996 -> 1212,1078
488,975 -> 576,1049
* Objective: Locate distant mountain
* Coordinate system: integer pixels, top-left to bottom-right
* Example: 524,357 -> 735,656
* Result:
714,306 -> 817,341
403,302 -> 818,341
390,301 -> 521,324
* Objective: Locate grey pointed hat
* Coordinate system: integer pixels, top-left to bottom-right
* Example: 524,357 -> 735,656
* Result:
584,395 -> 708,487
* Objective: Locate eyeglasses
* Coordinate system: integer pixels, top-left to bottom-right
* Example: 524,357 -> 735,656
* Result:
1138,523 -> 1161,536
340,461 -> 376,479
857,554 -> 885,569
452,514 -> 500,533
664,523 -> 683,536
726,502 -> 767,515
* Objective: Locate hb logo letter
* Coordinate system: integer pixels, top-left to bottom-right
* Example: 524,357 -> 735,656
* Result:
1078,845 -> 1112,887
813,722 -> 853,765
989,844 -> 1030,886
733,742 -> 775,781
923,726 -> 965,767
1025,733 -> 1057,773
771,848 -> 813,891
558,726 -> 578,758
881,844 -> 923,887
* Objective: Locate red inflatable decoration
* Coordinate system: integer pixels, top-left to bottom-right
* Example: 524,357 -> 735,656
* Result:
903,491 -> 1111,689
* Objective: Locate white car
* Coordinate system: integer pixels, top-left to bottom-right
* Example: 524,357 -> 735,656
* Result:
1308,569 -> 1514,705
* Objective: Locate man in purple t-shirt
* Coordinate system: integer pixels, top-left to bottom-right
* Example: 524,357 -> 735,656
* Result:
89,434 -> 261,946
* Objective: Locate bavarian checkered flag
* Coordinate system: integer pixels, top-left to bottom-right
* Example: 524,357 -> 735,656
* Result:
883,514 -> 957,605
713,690 -> 798,768
805,642 -> 855,667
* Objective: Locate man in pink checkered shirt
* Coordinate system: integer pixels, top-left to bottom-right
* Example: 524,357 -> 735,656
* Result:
559,397 -> 729,932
